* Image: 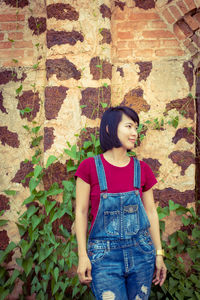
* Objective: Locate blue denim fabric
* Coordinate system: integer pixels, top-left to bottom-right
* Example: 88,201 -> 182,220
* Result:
87,155 -> 156,300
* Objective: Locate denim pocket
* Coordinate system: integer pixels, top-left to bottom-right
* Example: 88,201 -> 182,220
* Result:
104,210 -> 120,236
137,230 -> 155,254
124,204 -> 139,235
87,246 -> 108,263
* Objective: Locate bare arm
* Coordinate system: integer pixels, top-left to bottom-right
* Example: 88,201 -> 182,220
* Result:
143,188 -> 167,286
75,177 -> 92,284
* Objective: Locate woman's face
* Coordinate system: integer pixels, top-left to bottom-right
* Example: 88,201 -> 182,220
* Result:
117,113 -> 138,150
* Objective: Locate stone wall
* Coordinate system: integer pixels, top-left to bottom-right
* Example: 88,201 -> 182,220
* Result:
0,0 -> 199,291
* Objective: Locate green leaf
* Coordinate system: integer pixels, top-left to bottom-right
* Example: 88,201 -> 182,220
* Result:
83,141 -> 92,149
22,194 -> 35,205
34,165 -> 43,179
45,200 -> 57,216
20,240 -> 32,257
23,125 -> 30,131
96,64 -> 102,68
46,155 -> 57,168
4,269 -> 20,287
192,227 -> 200,239
181,216 -> 191,226
39,246 -> 54,264
32,126 -> 41,134
0,220 -> 8,226
53,267 -> 59,282
64,145 -> 77,160
3,190 -> 17,196
101,102 -> 108,108
22,257 -> 33,276
16,84 -> 23,95
29,177 -> 40,192
31,135 -> 43,147
169,200 -> 180,211
62,180 -> 74,192
31,215 -> 43,231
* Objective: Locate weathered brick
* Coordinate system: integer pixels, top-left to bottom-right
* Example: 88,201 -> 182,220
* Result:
184,0 -> 196,10
142,30 -> 174,38
184,15 -> 199,30
127,41 -> 137,48
117,21 -> 148,31
0,49 -> 24,57
8,32 -> 23,40
150,21 -> 167,28
169,5 -> 182,20
173,23 -> 187,40
113,7 -> 126,20
117,31 -> 133,39
162,8 -> 175,24
129,12 -> 160,20
162,39 -> 179,47
176,20 -> 193,37
14,41 -> 33,48
137,39 -> 160,48
117,49 -> 132,57
184,41 -> 198,54
0,41 -> 12,49
117,41 -> 128,48
1,23 -> 24,30
134,49 -> 154,57
176,0 -> 189,14
155,48 -> 185,56
0,33 -> 4,40
193,12 -> 200,23
191,34 -> 200,47
0,14 -> 25,22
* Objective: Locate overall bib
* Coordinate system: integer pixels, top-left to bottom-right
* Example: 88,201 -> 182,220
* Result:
87,155 -> 156,300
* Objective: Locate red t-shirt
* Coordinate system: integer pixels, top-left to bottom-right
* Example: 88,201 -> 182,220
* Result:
75,154 -> 157,231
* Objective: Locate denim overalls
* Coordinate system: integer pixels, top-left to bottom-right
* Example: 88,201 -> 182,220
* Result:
87,155 -> 156,300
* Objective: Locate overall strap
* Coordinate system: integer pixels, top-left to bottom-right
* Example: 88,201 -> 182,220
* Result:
94,155 -> 108,191
133,157 -> 141,189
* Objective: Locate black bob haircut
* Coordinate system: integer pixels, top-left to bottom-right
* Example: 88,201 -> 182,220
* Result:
100,106 -> 139,152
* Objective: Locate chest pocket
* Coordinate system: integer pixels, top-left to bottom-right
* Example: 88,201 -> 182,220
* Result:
104,210 -> 120,236
123,204 -> 139,235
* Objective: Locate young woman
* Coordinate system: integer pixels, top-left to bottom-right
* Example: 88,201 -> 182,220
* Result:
75,106 -> 167,300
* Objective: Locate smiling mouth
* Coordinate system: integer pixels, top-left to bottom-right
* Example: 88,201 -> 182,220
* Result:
129,139 -> 135,143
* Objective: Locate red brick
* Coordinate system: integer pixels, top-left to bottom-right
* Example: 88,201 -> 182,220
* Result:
117,49 -> 132,58
14,41 -> 33,48
0,33 -> 4,40
183,39 -> 191,47
113,8 -> 126,20
169,5 -> 182,20
134,49 -> 154,57
162,8 -> 176,24
0,23 -> 24,31
0,14 -> 25,22
117,31 -> 133,39
129,12 -> 160,21
177,0 -> 188,14
184,42 -> 198,54
117,21 -> 148,31
0,41 -> 12,49
191,34 -> 200,47
8,32 -> 23,40
136,40 -> 160,48
173,23 -> 187,40
184,15 -> 199,30
142,30 -> 174,38
150,21 -> 167,28
162,39 -> 180,47
127,41 -> 137,48
177,20 -> 193,37
155,48 -> 185,56
0,49 -> 24,57
117,41 -> 128,48
184,0 -> 196,10
193,12 -> 200,23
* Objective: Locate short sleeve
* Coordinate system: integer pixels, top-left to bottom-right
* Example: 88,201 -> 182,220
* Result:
141,161 -> 157,192
74,158 -> 92,184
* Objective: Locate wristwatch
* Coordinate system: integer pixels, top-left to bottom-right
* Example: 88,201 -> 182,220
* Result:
156,249 -> 165,256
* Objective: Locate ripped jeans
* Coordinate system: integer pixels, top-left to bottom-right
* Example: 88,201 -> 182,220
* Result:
88,230 -> 156,300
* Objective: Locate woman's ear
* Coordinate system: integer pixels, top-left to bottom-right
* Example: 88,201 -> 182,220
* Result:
106,125 -> 109,134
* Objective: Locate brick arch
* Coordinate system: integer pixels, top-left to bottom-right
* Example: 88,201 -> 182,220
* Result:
156,1 -> 200,56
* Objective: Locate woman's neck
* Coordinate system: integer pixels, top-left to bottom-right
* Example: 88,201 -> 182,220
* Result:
103,148 -> 130,167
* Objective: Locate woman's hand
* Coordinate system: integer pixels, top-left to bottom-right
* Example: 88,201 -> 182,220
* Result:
153,256 -> 167,286
77,255 -> 92,284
